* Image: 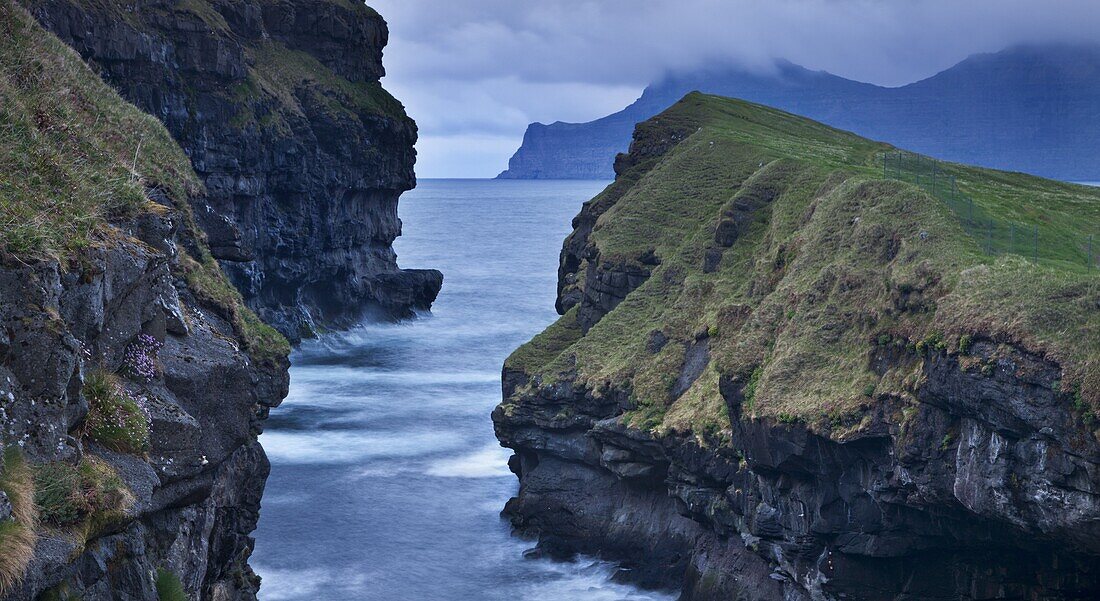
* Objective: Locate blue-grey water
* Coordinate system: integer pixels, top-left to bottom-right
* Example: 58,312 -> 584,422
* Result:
252,180 -> 674,601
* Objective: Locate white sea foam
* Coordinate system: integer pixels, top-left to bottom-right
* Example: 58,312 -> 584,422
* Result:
260,429 -> 468,464
278,383 -> 492,420
291,366 -> 499,387
425,445 -> 513,478
522,559 -> 677,601
348,464 -> 408,479
253,565 -> 372,601
298,316 -> 524,356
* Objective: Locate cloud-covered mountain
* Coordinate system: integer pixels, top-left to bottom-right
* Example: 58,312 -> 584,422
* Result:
498,44 -> 1100,181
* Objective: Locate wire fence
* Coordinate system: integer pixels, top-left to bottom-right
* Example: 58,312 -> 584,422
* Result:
880,150 -> 1098,271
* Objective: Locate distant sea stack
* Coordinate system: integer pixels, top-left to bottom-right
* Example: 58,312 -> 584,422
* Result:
495,93 -> 1100,600
497,44 -> 1100,182
25,0 -> 443,342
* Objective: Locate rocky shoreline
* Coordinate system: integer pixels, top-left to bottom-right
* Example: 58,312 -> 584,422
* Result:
0,193 -> 288,600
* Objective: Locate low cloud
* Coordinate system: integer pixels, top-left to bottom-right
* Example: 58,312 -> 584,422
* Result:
370,0 -> 1100,177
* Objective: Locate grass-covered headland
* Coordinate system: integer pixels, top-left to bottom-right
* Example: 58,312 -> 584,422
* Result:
506,92 -> 1100,438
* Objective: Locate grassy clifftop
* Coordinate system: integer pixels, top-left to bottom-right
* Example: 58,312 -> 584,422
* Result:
0,0 -> 287,361
0,0 -> 199,258
506,92 -> 1100,438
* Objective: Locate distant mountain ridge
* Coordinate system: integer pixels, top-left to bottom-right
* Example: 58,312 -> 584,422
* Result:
497,44 -> 1100,181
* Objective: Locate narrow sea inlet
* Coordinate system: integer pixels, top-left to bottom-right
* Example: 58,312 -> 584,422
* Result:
252,180 -> 673,600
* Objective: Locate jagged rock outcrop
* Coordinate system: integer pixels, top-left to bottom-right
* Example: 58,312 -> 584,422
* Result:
24,0 -> 442,341
0,202 -> 289,601
497,341 -> 1100,599
555,114 -> 692,320
495,94 -> 1100,600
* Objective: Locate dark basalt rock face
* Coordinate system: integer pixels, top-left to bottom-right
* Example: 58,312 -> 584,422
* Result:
494,339 -> 1100,600
0,197 -> 288,600
24,0 -> 442,341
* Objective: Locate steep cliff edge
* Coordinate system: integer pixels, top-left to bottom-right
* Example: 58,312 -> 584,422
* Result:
22,0 -> 442,341
0,3 -> 288,599
495,93 -> 1100,599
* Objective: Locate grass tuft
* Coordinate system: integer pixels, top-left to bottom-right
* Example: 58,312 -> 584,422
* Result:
29,453 -> 133,552
155,567 -> 188,601
0,447 -> 37,595
32,462 -> 81,526
32,456 -> 132,539
82,370 -> 150,455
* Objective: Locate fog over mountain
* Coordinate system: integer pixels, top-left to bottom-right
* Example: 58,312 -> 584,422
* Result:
369,0 -> 1100,178
499,44 -> 1100,181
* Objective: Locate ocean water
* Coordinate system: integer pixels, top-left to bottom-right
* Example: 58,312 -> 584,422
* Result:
252,180 -> 674,601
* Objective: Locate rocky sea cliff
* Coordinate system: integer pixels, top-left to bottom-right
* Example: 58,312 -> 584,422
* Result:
25,0 -> 441,341
0,1 -> 428,598
495,93 -> 1100,600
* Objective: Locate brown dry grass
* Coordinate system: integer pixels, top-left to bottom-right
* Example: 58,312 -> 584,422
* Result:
0,447 -> 38,594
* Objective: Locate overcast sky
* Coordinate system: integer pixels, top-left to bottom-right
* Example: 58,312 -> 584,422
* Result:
368,0 -> 1100,178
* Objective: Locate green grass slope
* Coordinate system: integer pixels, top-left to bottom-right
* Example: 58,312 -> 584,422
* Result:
0,0 -> 287,361
507,92 -> 1100,438
0,0 -> 199,257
